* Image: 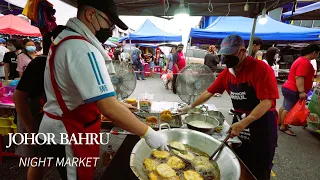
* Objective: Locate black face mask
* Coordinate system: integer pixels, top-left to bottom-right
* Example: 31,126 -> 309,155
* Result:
224,55 -> 240,68
92,14 -> 113,43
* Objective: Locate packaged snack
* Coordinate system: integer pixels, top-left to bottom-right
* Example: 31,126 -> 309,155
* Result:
139,93 -> 154,112
125,98 -> 138,107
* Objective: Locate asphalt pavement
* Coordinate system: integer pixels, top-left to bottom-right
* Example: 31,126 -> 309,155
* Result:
0,76 -> 319,180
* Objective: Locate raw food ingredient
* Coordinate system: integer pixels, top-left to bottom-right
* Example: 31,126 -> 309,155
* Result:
144,158 -> 159,171
183,170 -> 203,180
188,121 -> 215,128
167,156 -> 185,169
152,150 -> 170,159
169,141 -> 186,154
148,172 -> 158,180
156,164 -> 177,178
146,116 -> 158,126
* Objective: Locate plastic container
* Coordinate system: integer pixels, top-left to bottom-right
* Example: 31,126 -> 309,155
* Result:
0,125 -> 13,135
0,117 -> 13,126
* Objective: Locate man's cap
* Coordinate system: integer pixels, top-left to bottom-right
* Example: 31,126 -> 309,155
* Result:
78,0 -> 128,30
218,34 -> 245,55
0,38 -> 6,44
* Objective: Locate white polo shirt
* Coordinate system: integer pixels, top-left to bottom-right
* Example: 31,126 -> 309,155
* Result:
39,30 -> 115,143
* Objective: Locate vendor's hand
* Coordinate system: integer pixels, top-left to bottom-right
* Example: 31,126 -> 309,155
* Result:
179,105 -> 192,113
143,127 -> 168,151
299,92 -> 307,99
228,121 -> 247,138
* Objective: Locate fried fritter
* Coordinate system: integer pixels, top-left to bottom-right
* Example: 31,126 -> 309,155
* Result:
167,156 -> 185,169
183,170 -> 204,180
146,116 -> 158,125
160,110 -> 173,122
144,158 -> 159,171
152,150 -> 170,159
156,164 -> 177,178
169,141 -> 186,155
148,172 -> 158,180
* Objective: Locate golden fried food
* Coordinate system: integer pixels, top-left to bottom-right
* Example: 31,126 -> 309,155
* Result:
146,116 -> 158,125
160,110 -> 173,122
156,164 -> 177,178
144,158 -> 159,171
193,156 -> 216,176
166,176 -> 181,180
148,172 -> 158,180
169,141 -> 186,155
167,156 -> 185,169
183,170 -> 204,180
152,150 -> 170,159
177,152 -> 194,161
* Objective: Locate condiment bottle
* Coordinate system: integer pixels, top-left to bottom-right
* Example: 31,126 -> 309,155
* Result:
102,145 -> 116,166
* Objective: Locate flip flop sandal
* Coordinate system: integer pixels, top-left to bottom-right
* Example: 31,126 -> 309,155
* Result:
279,127 -> 296,136
278,124 -> 291,128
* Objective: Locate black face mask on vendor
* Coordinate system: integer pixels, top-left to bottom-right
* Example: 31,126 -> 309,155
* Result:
92,13 -> 114,43
224,55 -> 240,68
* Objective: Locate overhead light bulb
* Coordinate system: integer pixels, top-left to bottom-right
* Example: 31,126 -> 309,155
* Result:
244,3 -> 249,11
174,0 -> 190,22
258,8 -> 268,25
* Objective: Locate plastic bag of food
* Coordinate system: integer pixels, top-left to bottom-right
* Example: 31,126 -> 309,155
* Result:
139,92 -> 154,112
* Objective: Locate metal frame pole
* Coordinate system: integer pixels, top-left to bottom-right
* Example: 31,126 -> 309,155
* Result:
247,17 -> 257,56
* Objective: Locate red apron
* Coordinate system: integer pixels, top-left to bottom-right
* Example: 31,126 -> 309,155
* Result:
45,36 -> 101,180
173,51 -> 186,74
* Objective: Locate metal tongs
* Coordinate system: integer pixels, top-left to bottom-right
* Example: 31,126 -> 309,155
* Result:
209,133 -> 231,160
167,145 -> 188,155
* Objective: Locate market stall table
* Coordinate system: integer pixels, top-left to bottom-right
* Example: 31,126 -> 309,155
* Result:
101,101 -> 253,179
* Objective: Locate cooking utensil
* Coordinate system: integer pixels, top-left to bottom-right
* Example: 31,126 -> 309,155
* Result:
184,114 -> 219,134
209,134 -> 231,160
133,112 -> 148,119
207,110 -> 225,125
167,145 -> 188,155
130,123 -> 241,180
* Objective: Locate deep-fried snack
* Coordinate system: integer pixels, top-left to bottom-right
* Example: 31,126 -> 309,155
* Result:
146,116 -> 158,125
148,172 -> 158,180
156,164 -> 177,178
183,170 -> 204,180
160,110 -> 173,122
169,141 -> 185,154
152,150 -> 170,159
167,156 -> 185,169
144,158 -> 159,171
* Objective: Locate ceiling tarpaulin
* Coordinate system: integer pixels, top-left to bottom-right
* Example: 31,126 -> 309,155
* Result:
0,14 -> 41,36
189,15 -> 320,44
0,0 -> 22,15
282,2 -> 320,20
118,19 -> 182,43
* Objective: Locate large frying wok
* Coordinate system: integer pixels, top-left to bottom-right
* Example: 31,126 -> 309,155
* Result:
130,124 -> 241,180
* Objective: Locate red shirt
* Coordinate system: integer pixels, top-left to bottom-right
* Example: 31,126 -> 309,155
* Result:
283,57 -> 315,93
207,56 -> 279,108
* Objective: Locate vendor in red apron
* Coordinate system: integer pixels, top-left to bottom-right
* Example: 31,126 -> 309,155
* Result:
180,35 -> 279,180
172,43 -> 186,94
39,1 -> 167,180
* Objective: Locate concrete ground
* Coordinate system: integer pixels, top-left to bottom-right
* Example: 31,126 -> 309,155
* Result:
1,76 -> 319,180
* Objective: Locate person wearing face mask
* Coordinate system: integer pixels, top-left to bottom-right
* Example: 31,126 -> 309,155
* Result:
263,47 -> 280,78
172,43 -> 186,94
3,39 -> 23,80
0,38 -> 8,80
38,1 -> 167,179
279,44 -> 319,136
180,35 -> 279,180
17,39 -> 37,77
13,25 -> 66,180
204,45 -> 220,73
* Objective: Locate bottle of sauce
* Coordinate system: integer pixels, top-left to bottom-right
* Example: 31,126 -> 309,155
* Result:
102,145 -> 116,167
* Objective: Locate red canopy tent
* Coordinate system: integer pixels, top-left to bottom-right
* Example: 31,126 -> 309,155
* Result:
0,14 -> 41,37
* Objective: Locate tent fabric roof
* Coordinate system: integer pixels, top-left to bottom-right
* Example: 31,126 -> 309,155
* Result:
190,15 -> 320,44
282,2 -> 320,20
0,14 -> 41,36
118,19 -> 182,43
140,44 -> 158,48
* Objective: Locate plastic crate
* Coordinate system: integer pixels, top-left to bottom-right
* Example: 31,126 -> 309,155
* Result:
0,117 -> 13,126
0,126 -> 13,135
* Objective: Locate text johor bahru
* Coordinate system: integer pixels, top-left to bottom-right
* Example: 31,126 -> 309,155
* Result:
6,133 -> 111,148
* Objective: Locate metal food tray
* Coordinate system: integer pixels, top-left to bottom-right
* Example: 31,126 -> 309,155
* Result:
134,112 -> 183,129
206,110 -> 225,125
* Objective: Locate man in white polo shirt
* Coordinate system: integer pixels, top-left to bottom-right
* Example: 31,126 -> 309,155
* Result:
37,0 -> 167,180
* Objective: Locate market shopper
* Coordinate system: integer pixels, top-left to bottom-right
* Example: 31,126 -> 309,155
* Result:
147,51 -> 155,77
251,36 -> 263,58
180,35 -> 279,180
204,45 -> 220,73
13,25 -> 66,180
132,43 -> 145,80
279,44 -> 319,136
4,39 -> 23,80
172,43 -> 186,94
164,47 -> 176,90
113,45 -> 121,61
263,47 -> 280,77
0,38 -> 8,80
17,39 -> 38,77
38,1 -> 166,180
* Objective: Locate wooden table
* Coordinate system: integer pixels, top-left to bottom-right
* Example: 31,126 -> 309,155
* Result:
100,135 -> 256,180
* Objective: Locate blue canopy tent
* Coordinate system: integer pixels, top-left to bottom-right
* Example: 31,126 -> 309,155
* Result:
118,19 -> 182,43
283,2 -> 320,20
140,44 -> 158,48
189,15 -> 320,44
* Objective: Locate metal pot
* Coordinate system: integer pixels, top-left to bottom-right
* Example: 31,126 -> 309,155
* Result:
207,111 -> 226,125
130,123 -> 241,180
184,114 -> 220,134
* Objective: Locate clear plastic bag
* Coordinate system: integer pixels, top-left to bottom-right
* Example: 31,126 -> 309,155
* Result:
139,92 -> 155,112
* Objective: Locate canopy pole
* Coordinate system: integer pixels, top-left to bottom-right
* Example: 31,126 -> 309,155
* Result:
187,37 -> 191,64
129,39 -> 132,63
247,17 -> 257,56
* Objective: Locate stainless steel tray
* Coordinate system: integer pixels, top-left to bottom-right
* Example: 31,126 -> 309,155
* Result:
207,110 -> 225,125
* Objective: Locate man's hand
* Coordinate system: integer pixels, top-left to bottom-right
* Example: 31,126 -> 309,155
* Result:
143,127 -> 168,151
228,121 -> 248,138
299,92 -> 307,99
179,105 -> 192,113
